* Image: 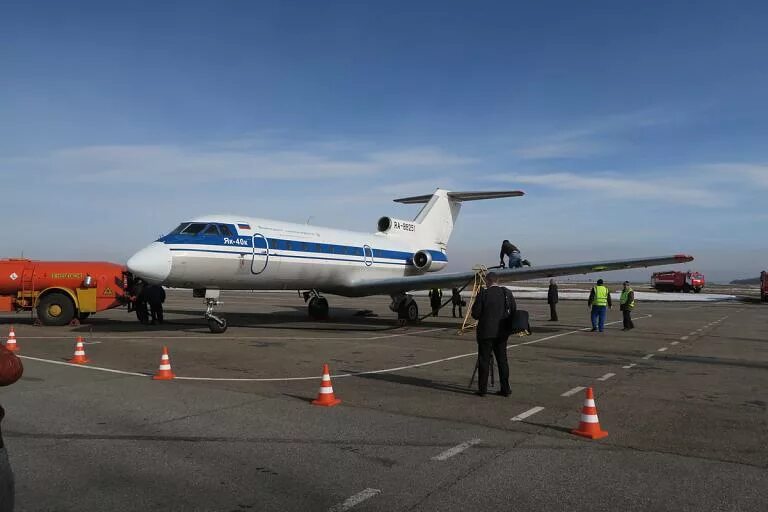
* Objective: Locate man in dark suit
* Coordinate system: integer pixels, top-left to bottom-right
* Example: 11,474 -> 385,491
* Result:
547,279 -> 559,321
471,272 -> 515,397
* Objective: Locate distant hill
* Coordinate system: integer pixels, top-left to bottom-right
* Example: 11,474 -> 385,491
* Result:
730,277 -> 760,285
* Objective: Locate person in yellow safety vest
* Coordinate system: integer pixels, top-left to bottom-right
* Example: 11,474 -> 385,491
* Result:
588,278 -> 612,332
620,281 -> 636,331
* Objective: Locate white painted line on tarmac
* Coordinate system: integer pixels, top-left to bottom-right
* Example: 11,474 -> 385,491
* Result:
511,406 -> 545,422
18,356 -> 147,377
688,332 -> 697,336
622,363 -> 637,369
18,316 -> 656,382
642,354 -> 655,360
431,438 -> 482,461
561,386 -> 586,397
680,336 -> 688,341
657,347 -> 668,352
597,373 -> 616,381
328,488 -> 381,512
81,341 -> 103,345
670,341 -> 679,346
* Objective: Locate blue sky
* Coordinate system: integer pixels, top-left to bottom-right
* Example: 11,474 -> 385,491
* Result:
1,1 -> 766,282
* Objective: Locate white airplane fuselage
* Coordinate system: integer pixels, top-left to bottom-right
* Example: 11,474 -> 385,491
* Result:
128,215 -> 448,296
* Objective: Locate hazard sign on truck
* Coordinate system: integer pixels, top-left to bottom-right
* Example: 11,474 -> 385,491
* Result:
0,259 -> 131,326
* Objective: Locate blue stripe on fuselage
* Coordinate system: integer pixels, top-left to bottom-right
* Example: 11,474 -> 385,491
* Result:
157,233 -> 447,264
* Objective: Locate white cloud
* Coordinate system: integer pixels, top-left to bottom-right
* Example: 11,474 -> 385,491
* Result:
512,108 -> 683,160
698,163 -> 768,188
0,142 -> 473,185
489,171 -> 724,206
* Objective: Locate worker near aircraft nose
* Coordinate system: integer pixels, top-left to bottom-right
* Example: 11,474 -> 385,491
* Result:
588,278 -> 612,332
620,281 -> 635,330
547,279 -> 559,321
471,272 -> 514,397
429,288 -> 443,317
1,343 -> 24,512
499,240 -> 531,269
146,285 -> 166,325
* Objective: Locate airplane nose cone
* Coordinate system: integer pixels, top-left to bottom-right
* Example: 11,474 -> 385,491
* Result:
127,242 -> 172,284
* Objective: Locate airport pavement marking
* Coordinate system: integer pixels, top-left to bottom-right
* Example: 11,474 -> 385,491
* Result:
622,363 -> 637,369
16,315 -> 655,382
670,341 -> 680,346
657,347 -> 668,352
642,354 -> 655,360
431,438 -> 482,461
328,488 -> 382,512
18,356 -> 147,377
511,406 -> 545,422
561,386 -> 586,397
680,336 -> 689,341
596,373 -> 615,381
688,332 -> 698,336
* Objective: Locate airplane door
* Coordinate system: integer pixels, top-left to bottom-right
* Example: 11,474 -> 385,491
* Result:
251,234 -> 269,274
363,245 -> 373,267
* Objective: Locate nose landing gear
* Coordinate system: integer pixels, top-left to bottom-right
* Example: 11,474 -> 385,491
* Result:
390,293 -> 419,323
198,289 -> 227,333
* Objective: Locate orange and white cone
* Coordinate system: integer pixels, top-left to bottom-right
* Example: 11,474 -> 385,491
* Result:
152,346 -> 176,380
5,326 -> 19,352
68,336 -> 90,364
571,387 -> 608,440
311,363 -> 341,407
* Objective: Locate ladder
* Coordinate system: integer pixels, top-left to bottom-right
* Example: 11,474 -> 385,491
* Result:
20,267 -> 36,322
457,265 -> 489,335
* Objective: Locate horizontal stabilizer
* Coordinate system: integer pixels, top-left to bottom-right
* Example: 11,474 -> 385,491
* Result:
394,190 -> 524,204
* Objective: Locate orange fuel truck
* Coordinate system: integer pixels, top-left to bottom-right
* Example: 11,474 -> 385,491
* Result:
0,259 -> 133,326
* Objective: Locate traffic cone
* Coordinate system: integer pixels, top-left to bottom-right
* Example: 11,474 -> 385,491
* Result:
571,387 -> 608,440
68,336 -> 90,364
152,346 -> 176,380
311,363 -> 341,407
5,326 -> 19,352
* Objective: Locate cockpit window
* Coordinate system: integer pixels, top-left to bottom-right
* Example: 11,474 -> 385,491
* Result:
180,223 -> 207,235
201,224 -> 221,237
169,223 -> 190,235
220,224 -> 234,237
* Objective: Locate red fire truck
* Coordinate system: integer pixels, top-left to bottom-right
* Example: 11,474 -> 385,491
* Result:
651,270 -> 705,293
0,259 -> 133,326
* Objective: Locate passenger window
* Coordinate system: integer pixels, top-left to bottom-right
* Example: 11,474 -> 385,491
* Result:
201,225 -> 221,236
180,223 -> 207,235
220,225 -> 234,237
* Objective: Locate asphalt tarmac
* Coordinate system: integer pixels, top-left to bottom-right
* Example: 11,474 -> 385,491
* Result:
1,291 -> 766,511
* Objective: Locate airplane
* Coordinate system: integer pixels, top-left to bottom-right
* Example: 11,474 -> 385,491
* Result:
127,189 -> 693,333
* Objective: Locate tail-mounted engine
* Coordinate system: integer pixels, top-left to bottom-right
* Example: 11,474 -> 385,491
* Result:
412,250 -> 446,272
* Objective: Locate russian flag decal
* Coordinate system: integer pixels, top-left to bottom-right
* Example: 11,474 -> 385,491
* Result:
237,223 -> 251,230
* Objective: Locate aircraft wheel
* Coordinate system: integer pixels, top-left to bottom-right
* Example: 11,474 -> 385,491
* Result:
208,317 -> 228,334
398,300 -> 419,323
308,297 -> 329,320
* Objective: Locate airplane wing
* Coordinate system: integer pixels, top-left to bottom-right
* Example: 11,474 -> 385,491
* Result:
342,254 -> 694,296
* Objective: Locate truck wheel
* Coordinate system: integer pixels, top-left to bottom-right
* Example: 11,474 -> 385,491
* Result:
37,292 -> 76,326
683,284 -> 691,293
78,313 -> 91,321
693,288 -> 701,294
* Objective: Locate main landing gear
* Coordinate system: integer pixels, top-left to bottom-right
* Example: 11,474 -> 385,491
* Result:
302,290 -> 329,320
390,293 -> 419,323
196,289 -> 228,333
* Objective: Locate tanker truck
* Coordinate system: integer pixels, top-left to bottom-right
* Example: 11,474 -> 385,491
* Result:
0,259 -> 133,326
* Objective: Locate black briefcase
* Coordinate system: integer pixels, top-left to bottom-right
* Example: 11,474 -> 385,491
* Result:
507,310 -> 531,334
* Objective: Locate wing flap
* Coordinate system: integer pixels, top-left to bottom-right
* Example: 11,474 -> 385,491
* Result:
341,254 -> 694,296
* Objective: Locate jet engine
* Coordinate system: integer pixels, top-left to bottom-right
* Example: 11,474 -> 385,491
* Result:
412,250 -> 446,272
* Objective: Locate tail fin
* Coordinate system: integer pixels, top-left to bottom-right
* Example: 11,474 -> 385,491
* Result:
393,189 -> 524,247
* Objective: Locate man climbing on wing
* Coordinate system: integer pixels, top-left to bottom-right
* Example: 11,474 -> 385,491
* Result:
499,240 -> 531,269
